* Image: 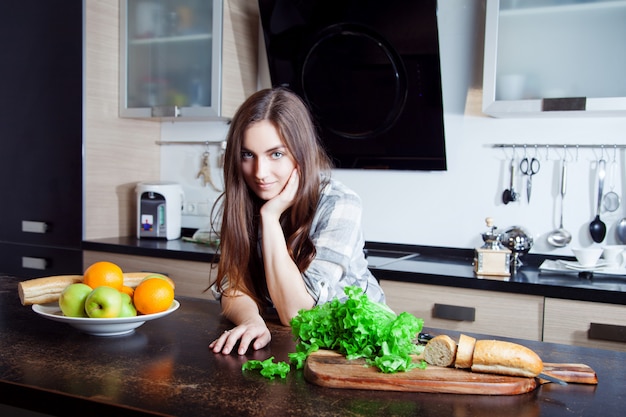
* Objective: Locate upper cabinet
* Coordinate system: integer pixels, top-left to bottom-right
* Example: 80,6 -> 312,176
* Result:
120,0 -> 259,120
483,0 -> 626,117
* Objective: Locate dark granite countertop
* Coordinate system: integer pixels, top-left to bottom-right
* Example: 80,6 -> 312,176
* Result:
82,235 -> 218,263
1,275 -> 626,417
364,243 -> 626,306
83,237 -> 626,306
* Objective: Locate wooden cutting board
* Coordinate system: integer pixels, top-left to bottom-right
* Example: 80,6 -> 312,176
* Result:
304,350 -> 597,395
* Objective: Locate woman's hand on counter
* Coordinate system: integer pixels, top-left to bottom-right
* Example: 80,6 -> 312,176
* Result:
209,317 -> 272,355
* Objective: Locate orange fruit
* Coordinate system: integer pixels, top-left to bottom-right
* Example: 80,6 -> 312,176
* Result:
120,285 -> 135,297
83,261 -> 124,290
133,278 -> 175,315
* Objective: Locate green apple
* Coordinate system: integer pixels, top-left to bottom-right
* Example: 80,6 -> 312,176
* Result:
141,274 -> 170,284
118,292 -> 137,317
59,283 -> 92,317
141,274 -> 174,290
84,286 -> 123,318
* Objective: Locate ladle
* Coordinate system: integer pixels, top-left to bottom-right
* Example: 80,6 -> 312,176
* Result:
617,218 -> 626,244
502,158 -> 518,204
602,158 -> 620,212
589,159 -> 607,243
547,159 -> 572,247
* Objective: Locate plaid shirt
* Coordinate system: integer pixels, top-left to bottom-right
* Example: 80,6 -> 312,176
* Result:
211,178 -> 385,306
302,178 -> 385,305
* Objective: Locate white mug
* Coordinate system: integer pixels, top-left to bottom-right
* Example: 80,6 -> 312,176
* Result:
572,247 -> 603,267
602,245 -> 626,268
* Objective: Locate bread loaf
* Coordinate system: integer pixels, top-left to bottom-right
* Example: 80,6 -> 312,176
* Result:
423,334 -> 457,367
471,339 -> 543,378
122,272 -> 176,289
422,334 -> 543,378
18,272 -> 175,305
454,334 -> 476,369
18,275 -> 83,306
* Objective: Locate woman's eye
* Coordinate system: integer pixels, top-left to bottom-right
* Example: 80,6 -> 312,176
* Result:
241,151 -> 253,159
271,151 -> 284,159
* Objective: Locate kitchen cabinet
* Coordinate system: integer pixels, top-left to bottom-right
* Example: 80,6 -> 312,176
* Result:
119,0 -> 259,120
83,250 -> 216,300
544,298 -> 626,352
483,0 -> 626,117
0,1 -> 83,277
380,280 -> 544,341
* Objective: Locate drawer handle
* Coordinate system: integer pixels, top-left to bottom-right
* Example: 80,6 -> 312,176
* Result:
22,256 -> 48,270
22,220 -> 49,234
433,303 -> 476,322
588,323 -> 626,343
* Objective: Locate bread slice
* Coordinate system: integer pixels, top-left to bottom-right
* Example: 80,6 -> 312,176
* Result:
423,334 -> 457,367
454,334 -> 476,369
471,340 -> 543,377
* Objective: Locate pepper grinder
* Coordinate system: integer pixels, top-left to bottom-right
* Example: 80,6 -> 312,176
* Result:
474,217 -> 511,277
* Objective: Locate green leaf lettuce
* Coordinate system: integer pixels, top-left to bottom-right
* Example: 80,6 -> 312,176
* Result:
242,286 -> 426,378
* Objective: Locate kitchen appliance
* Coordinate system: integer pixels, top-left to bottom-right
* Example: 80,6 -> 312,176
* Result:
474,218 -> 511,277
502,225 -> 533,270
136,182 -> 183,240
258,0 -> 446,170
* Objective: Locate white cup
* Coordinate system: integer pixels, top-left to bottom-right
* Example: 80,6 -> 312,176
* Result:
602,245 -> 626,268
572,247 -> 603,267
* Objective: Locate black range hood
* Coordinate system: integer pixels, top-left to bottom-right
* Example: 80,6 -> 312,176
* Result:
258,0 -> 447,171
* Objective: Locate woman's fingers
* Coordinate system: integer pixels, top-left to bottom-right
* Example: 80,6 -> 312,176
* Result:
209,324 -> 271,355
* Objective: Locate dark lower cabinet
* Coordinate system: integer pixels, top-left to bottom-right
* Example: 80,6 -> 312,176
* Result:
0,1 -> 83,277
0,243 -> 82,279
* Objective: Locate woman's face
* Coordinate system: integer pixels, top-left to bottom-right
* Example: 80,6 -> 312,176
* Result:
241,120 -> 297,201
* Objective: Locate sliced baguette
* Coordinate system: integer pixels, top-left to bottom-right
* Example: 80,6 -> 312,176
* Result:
18,272 -> 175,305
454,334 -> 476,369
122,272 -> 176,289
18,275 -> 83,306
423,334 -> 457,367
471,339 -> 543,378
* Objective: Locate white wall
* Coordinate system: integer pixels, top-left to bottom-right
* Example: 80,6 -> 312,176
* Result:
160,0 -> 626,256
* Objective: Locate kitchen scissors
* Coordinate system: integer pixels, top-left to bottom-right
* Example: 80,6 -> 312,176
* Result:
520,157 -> 540,203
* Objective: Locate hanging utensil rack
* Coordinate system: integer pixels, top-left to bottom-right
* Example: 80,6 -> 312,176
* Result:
156,140 -> 228,170
492,144 -> 626,150
155,140 -> 224,146
492,144 -> 626,161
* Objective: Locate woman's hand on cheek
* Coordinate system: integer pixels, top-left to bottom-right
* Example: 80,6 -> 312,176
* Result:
261,169 -> 299,219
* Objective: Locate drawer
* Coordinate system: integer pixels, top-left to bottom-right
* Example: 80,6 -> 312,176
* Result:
380,280 -> 544,341
0,242 -> 82,278
544,298 -> 626,352
83,251 -> 215,300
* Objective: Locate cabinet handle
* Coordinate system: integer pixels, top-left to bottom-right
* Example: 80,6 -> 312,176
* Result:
22,220 -> 49,234
432,303 -> 476,322
542,97 -> 586,112
22,256 -> 48,270
151,106 -> 180,117
588,323 -> 626,344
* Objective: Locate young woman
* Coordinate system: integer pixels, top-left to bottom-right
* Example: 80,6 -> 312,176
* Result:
209,87 -> 384,355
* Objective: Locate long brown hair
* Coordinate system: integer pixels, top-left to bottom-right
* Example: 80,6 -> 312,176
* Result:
211,87 -> 332,308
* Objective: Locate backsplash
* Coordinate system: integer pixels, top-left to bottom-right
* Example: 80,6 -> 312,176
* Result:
159,121 -> 229,230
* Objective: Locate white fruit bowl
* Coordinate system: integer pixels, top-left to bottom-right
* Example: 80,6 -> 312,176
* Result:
32,300 -> 180,337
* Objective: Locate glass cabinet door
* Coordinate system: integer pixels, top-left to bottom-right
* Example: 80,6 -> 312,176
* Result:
483,0 -> 626,117
120,0 -> 223,118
